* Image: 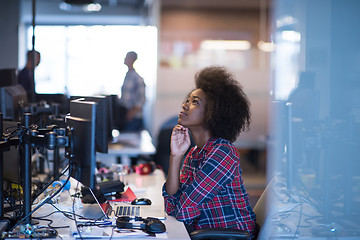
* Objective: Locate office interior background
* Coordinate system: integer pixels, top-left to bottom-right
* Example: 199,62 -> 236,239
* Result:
1,0 -> 360,238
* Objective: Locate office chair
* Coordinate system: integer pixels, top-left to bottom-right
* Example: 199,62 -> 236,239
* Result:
153,116 -> 195,176
190,181 -> 270,240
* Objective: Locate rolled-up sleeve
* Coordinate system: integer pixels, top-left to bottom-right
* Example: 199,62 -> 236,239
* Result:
135,77 -> 146,108
162,184 -> 182,215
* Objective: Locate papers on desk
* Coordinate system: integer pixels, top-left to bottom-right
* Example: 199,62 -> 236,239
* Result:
69,220 -> 168,239
71,228 -> 149,239
104,227 -> 167,239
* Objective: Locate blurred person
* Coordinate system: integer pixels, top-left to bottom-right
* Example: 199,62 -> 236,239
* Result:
119,51 -> 146,131
288,71 -> 318,124
18,50 -> 41,101
163,66 -> 257,237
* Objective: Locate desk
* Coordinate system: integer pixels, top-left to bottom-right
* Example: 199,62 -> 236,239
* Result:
258,177 -> 360,239
123,170 -> 190,239
97,130 -> 156,165
23,169 -> 190,239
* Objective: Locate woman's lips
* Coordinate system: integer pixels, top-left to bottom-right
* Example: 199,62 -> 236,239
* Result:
179,111 -> 187,117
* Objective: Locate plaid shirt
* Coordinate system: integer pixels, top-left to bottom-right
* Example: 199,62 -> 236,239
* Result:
120,69 -> 146,118
163,137 -> 256,234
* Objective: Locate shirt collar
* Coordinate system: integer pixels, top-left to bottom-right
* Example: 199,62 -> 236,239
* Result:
194,137 -> 218,155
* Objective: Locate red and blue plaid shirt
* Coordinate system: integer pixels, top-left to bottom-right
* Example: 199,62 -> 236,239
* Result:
163,137 -> 256,234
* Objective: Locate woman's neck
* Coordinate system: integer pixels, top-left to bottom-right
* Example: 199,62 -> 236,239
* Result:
190,129 -> 212,149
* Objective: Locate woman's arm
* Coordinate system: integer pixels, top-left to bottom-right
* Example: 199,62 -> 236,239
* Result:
165,125 -> 191,195
171,143 -> 237,221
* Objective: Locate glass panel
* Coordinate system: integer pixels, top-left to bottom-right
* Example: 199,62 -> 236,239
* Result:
267,0 -> 360,239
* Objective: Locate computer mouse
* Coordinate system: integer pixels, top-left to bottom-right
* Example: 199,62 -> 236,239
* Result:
131,198 -> 152,205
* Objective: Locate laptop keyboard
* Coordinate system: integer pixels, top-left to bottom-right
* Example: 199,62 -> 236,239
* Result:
115,206 -> 140,217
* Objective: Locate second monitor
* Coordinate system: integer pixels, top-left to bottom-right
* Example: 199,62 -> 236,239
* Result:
66,99 -> 97,189
70,96 -> 112,154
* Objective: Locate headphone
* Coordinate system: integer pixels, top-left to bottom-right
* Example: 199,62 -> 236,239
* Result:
134,161 -> 157,175
116,216 -> 166,233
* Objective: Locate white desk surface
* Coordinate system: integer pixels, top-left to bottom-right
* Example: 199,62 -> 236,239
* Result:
26,169 -> 190,240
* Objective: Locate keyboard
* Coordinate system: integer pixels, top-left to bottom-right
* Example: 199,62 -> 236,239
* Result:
115,206 -> 140,217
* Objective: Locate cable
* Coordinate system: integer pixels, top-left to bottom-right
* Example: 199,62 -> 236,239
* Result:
31,164 -> 70,205
3,125 -> 22,139
293,193 -> 303,239
32,216 -> 68,229
72,179 -> 83,239
10,164 -> 73,231
76,220 -> 113,228
49,202 -> 84,220
108,226 -> 115,240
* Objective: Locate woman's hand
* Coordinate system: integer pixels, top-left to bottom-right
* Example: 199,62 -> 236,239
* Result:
166,125 -> 190,195
170,125 -> 191,157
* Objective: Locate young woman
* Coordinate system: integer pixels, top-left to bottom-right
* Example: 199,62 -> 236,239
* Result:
162,66 -> 257,236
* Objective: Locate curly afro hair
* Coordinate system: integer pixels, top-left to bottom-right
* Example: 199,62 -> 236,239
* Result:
195,66 -> 251,142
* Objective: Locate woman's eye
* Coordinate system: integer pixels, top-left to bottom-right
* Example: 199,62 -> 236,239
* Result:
192,100 -> 198,104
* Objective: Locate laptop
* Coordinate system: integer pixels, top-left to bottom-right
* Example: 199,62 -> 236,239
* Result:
81,188 -> 112,220
110,202 -> 166,220
82,189 -> 166,220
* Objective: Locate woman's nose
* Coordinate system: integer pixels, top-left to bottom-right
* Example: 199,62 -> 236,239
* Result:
182,102 -> 189,110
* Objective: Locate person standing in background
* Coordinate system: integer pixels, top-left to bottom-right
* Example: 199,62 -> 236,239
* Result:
119,51 -> 146,131
18,50 -> 41,101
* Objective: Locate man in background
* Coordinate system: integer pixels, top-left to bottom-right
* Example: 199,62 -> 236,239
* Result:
119,51 -> 146,131
18,50 -> 41,101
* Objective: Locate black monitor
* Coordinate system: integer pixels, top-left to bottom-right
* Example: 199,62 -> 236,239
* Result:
109,94 -> 127,131
66,100 -> 97,189
70,96 -> 110,153
0,68 -> 17,87
0,85 -> 28,121
2,120 -> 21,184
35,93 -> 70,115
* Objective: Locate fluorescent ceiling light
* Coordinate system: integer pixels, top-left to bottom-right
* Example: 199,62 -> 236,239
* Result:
257,41 -> 276,52
281,31 -> 301,42
200,40 -> 251,51
59,2 -> 102,12
276,16 -> 298,28
86,3 -> 102,11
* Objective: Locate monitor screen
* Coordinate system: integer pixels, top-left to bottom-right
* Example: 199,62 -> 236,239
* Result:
109,94 -> 127,131
2,120 -> 21,184
66,100 -> 97,189
70,96 -> 110,153
0,68 -> 17,87
0,85 -> 28,121
36,93 -> 70,115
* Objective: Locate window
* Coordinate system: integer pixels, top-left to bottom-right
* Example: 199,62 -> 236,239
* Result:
29,25 -> 157,98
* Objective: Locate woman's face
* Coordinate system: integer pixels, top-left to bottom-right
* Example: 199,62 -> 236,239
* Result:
178,88 -> 207,129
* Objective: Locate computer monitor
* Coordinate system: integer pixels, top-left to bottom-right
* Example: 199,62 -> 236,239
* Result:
109,94 -> 127,131
1,120 -> 21,184
0,85 -> 28,121
0,68 -> 17,87
35,93 -> 70,115
66,100 -> 97,189
70,96 -> 110,153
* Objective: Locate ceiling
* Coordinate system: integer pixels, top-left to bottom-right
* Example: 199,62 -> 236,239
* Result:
21,0 -> 152,25
161,0 -> 271,10
20,0 -> 271,25
61,0 -> 270,10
